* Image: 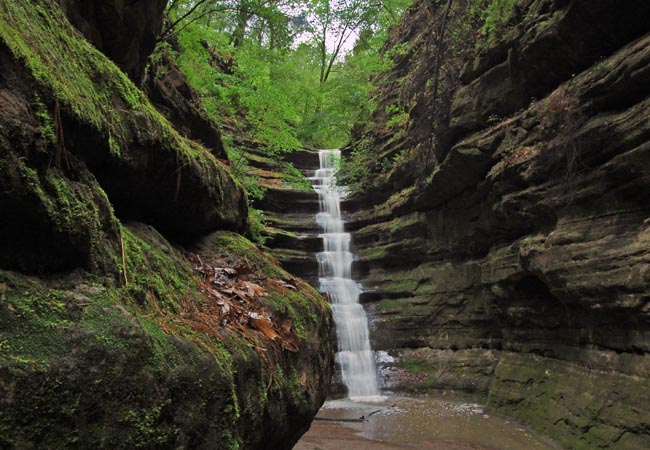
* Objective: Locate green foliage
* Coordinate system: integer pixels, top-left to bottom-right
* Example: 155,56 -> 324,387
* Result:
32,94 -> 55,145
335,143 -> 372,190
472,0 -> 518,45
248,207 -> 268,245
164,0 -> 415,201
171,0 -> 412,152
177,24 -> 303,153
379,148 -> 407,173
385,103 -> 409,128
487,113 -> 503,125
281,162 -> 312,191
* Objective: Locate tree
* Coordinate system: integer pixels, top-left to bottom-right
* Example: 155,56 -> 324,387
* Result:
164,0 -> 301,50
307,0 -> 381,84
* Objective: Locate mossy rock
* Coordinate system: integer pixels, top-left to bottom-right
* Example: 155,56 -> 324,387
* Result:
0,0 -> 247,240
0,225 -> 333,450
0,133 -> 120,274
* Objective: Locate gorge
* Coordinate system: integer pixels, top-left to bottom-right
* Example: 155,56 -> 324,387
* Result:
1,0 -> 649,449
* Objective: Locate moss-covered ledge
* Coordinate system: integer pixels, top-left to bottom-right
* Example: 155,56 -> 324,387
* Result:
0,225 -> 333,450
0,0 -> 247,237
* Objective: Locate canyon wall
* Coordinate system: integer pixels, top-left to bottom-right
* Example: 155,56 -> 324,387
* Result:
342,1 -> 650,448
0,1 -> 332,448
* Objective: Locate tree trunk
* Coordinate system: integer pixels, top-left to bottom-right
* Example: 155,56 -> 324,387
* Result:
231,3 -> 251,48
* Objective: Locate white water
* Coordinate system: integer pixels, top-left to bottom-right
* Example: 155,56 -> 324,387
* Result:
311,149 -> 380,400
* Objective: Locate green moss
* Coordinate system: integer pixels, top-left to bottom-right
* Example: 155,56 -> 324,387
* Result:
403,357 -> 429,373
358,244 -> 390,260
211,232 -> 286,280
286,366 -> 307,407
1,148 -> 120,273
43,171 -> 104,234
0,1 -> 133,139
0,272 -> 70,365
120,225 -> 197,312
264,290 -> 308,340
484,354 -> 650,450
0,191 -> 328,449
119,401 -> 173,448
474,0 -> 518,46
382,279 -> 419,294
378,298 -> 402,309
0,0 -> 241,208
0,241 -> 245,447
32,94 -> 55,145
267,365 -> 305,408
280,162 -> 312,191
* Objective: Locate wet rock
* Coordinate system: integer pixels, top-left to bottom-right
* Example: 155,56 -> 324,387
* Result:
340,1 -> 650,448
451,0 -> 650,138
283,149 -> 321,171
0,2 -> 332,449
0,61 -> 120,274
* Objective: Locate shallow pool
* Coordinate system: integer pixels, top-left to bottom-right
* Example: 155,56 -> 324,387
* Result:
295,396 -> 560,450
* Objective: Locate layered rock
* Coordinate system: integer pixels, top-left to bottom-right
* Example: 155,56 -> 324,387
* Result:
143,39 -> 229,160
246,149 -> 322,285
0,0 -> 333,448
341,0 -> 650,448
0,0 -> 246,274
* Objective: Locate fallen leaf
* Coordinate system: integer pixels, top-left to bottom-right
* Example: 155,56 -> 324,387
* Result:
250,317 -> 281,340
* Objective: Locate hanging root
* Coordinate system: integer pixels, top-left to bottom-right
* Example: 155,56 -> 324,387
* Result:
120,231 -> 129,285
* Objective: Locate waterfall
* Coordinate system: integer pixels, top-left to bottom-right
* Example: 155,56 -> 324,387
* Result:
311,149 -> 380,399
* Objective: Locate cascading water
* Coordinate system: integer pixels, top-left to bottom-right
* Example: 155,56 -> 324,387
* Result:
311,149 -> 380,399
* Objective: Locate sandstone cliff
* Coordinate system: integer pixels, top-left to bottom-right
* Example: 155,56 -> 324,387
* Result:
0,1 -> 332,448
342,0 -> 650,448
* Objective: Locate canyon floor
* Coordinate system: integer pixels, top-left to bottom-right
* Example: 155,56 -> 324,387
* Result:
294,422 -> 490,450
294,397 -> 560,450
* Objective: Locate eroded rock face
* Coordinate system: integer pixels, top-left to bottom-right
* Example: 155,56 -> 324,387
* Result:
341,0 -> 650,448
0,0 -> 247,265
143,39 -> 228,160
60,0 -> 168,84
0,1 -> 333,448
242,149 -> 322,285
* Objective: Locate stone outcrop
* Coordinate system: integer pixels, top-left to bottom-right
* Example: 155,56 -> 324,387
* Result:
0,227 -> 333,450
59,0 -> 167,84
339,0 -> 650,448
0,0 -> 333,448
244,149 -> 322,285
144,38 -> 229,160
0,0 -> 246,274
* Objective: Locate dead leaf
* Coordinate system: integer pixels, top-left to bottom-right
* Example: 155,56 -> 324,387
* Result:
250,316 -> 281,340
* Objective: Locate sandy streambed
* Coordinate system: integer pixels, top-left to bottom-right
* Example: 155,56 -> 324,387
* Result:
294,396 -> 559,450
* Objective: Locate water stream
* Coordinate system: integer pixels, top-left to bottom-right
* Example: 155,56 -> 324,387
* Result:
311,149 -> 380,399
